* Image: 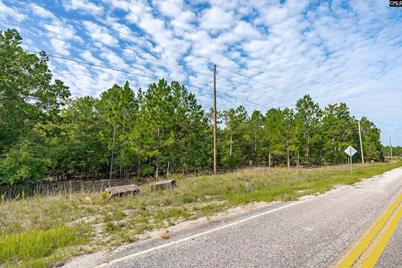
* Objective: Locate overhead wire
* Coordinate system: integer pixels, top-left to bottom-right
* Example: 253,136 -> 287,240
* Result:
28,49 -> 272,111
25,27 -> 273,91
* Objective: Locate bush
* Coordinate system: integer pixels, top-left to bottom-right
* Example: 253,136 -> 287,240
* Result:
0,140 -> 50,185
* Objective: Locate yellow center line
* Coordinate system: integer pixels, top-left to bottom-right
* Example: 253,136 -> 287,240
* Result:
336,194 -> 402,268
359,203 -> 402,267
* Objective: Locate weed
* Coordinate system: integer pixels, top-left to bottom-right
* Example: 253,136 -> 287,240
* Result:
161,197 -> 172,206
180,193 -> 196,203
0,224 -> 91,266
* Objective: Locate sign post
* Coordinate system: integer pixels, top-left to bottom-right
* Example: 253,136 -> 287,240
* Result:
344,145 -> 357,175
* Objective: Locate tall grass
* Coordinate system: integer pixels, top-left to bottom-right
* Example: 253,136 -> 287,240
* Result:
0,224 -> 91,266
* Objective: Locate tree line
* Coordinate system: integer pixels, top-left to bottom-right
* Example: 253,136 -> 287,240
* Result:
0,29 -> 384,185
383,146 -> 402,158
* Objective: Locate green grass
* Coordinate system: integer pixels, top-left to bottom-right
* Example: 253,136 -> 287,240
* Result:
0,224 -> 91,267
0,162 -> 401,267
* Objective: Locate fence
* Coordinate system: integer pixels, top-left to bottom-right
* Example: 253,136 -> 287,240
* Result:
0,178 -> 134,200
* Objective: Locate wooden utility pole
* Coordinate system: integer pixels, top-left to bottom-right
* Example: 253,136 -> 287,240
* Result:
213,64 -> 217,175
358,120 -> 364,164
389,136 -> 393,160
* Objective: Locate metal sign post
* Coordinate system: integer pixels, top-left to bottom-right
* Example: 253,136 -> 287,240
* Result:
344,146 -> 357,175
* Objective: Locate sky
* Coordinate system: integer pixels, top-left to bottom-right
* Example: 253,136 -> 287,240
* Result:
1,0 -> 401,145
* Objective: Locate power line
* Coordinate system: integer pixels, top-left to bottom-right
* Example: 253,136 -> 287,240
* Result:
28,50 -> 272,111
25,27 -> 276,95
189,84 -> 270,110
27,49 -> 156,80
25,27 -> 272,88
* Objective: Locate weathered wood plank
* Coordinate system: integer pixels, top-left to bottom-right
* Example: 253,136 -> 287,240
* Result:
151,179 -> 176,191
105,184 -> 140,197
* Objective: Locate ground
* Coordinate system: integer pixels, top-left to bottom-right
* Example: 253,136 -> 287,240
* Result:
0,162 -> 401,267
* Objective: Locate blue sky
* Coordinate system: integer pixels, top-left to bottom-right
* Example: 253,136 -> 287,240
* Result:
1,0 -> 401,145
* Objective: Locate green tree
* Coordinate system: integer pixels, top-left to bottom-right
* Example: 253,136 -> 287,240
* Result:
0,29 -> 70,154
168,81 -> 211,173
97,82 -> 139,179
0,135 -> 49,184
360,117 -> 384,162
45,97 -> 105,179
322,103 -> 354,164
263,108 -> 296,167
294,95 -> 323,165
245,111 -> 265,165
221,106 -> 248,168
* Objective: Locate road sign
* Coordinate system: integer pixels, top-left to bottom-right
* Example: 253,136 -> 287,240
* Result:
344,146 -> 357,157
345,145 -> 357,176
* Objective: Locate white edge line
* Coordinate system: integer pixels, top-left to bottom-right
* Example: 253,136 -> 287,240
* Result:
96,201 -> 300,267
97,167 -> 402,267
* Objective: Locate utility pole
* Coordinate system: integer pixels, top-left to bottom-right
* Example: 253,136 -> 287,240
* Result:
389,136 -> 393,160
358,120 -> 364,164
213,64 -> 217,175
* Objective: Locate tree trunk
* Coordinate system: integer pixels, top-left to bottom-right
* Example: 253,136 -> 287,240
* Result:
155,127 -> 160,180
137,160 -> 141,181
109,125 -> 116,180
269,153 -> 272,169
229,134 -> 233,156
306,139 -> 310,165
286,139 -> 290,168
167,161 -> 170,178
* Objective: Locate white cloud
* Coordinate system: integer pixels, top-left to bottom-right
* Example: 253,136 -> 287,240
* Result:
81,50 -> 102,65
111,22 -> 136,42
63,0 -> 103,16
100,49 -> 129,69
44,20 -> 76,40
101,0 -> 131,11
43,19 -> 78,56
0,0 -> 26,22
50,39 -> 71,55
171,10 -> 196,33
200,6 -> 234,31
157,0 -> 183,17
29,4 -> 55,19
83,21 -> 119,47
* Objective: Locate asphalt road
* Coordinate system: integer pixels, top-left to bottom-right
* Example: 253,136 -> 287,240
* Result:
377,221 -> 402,268
100,168 -> 402,268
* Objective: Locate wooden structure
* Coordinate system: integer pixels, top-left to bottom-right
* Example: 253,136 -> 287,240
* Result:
105,184 -> 139,198
151,179 -> 176,191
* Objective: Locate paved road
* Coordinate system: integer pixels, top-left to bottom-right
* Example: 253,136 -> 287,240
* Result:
377,221 -> 402,267
100,168 -> 402,268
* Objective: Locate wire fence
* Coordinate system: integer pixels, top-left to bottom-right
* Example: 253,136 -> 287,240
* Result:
0,179 -> 133,201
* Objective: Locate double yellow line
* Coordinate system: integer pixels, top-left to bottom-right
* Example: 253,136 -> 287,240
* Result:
336,194 -> 402,268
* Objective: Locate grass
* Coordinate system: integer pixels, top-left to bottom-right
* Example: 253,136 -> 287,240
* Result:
0,224 -> 91,267
0,162 -> 401,267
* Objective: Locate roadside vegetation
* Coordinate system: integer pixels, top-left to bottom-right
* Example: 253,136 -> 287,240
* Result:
1,162 -> 401,267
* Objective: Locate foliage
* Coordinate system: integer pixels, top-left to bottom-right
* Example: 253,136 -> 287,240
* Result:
0,28 -> 386,184
0,29 -> 70,155
0,137 -> 50,184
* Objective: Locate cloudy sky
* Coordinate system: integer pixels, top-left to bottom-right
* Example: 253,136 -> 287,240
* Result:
1,0 -> 401,145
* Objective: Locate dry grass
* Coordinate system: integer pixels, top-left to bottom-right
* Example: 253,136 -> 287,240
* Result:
0,162 -> 401,267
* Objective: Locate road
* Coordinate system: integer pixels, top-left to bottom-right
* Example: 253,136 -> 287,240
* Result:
96,168 -> 402,268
